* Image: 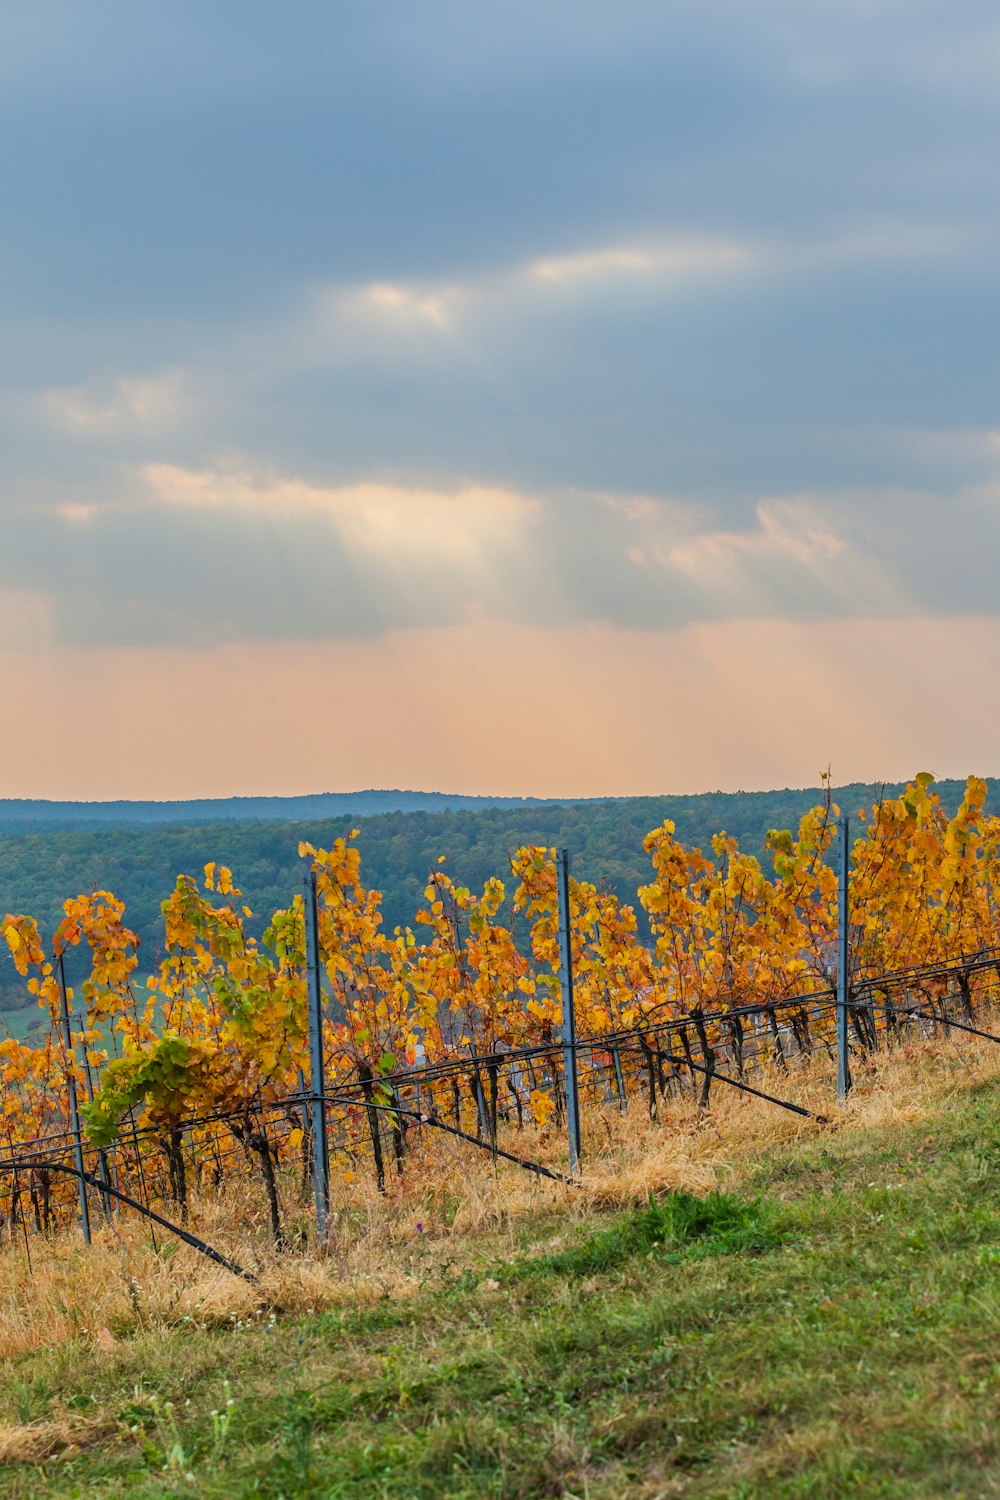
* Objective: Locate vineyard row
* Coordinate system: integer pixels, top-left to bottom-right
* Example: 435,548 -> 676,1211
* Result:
1,772 -> 998,1258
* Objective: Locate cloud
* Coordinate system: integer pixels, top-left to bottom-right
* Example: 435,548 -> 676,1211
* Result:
142,463 -> 536,569
344,282 -> 459,331
665,497 -> 846,571
2,455 -> 999,652
1,0 -> 996,517
320,232 -> 761,354
526,236 -> 760,287
322,220 -> 966,344
0,464 -> 544,647
0,34 -> 994,627
42,370 -> 191,437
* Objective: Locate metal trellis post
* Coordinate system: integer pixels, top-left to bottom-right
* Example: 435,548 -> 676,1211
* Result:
556,849 -> 582,1176
57,954 -> 91,1244
468,1043 -> 492,1151
296,1066 -> 309,1135
611,1042 -> 627,1112
837,815 -> 852,1103
304,870 -> 330,1239
78,1013 -> 113,1221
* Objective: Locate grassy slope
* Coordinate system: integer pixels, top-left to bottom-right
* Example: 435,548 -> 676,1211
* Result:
1,1072 -> 999,1498
0,1005 -> 41,1044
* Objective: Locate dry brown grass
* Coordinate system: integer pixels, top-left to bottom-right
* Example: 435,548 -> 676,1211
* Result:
0,1021 -> 996,1361
0,1416 -> 113,1464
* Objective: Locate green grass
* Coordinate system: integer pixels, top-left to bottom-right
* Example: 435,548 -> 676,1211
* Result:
2,1078 -> 1000,1498
0,1003 -> 45,1045
0,974 -> 168,1049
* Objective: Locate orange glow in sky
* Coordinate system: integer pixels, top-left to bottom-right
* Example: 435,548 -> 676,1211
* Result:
2,614 -> 996,800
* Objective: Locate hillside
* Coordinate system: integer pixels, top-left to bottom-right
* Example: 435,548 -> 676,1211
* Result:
0,1039 -> 996,1496
0,789 -> 574,833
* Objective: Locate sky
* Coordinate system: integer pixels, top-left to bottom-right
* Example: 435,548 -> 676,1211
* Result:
2,0 -> 999,800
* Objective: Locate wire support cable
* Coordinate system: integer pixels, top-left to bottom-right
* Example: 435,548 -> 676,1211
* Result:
0,1158 -> 255,1281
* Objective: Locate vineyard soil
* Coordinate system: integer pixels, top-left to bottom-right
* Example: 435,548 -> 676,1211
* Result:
0,1036 -> 997,1497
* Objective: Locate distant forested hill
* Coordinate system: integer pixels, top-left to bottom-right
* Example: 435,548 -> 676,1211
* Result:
1,779 -> 994,992
0,789 -> 573,833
